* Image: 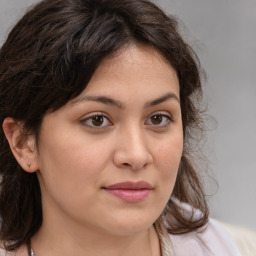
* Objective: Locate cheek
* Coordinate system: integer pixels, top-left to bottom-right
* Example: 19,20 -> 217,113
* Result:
155,136 -> 183,169
36,135 -> 112,211
150,136 -> 183,217
72,135 -> 114,169
38,122 -> 110,168
153,133 -> 183,194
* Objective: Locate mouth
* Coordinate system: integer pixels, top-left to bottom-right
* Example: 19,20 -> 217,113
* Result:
102,181 -> 153,203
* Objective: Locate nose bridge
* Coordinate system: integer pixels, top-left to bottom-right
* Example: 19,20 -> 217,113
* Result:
114,122 -> 152,170
125,123 -> 146,150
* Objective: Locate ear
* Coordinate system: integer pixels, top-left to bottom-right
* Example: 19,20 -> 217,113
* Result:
2,117 -> 39,173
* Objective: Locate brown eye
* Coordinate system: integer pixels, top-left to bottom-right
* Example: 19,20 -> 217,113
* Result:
81,114 -> 111,128
151,115 -> 163,125
145,113 -> 172,127
91,116 -> 104,126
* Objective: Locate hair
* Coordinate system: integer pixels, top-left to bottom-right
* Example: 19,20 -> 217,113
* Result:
0,0 -> 209,251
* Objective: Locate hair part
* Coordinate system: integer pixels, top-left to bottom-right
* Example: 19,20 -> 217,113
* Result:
0,0 -> 208,250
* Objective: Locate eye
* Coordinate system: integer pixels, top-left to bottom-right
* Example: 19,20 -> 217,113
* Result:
145,113 -> 172,127
81,113 -> 112,128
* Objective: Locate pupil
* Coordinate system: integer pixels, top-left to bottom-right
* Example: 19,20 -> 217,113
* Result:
92,116 -> 103,126
151,115 -> 162,124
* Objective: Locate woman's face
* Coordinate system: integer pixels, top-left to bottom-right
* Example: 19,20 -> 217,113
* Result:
35,44 -> 183,236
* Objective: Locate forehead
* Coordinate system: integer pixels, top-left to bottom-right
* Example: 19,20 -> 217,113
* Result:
42,44 -> 181,128
82,44 -> 179,96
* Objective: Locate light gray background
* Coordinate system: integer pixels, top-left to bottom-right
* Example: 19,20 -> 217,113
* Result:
0,0 -> 255,230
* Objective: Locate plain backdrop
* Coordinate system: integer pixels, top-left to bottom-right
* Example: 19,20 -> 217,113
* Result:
0,0 -> 255,230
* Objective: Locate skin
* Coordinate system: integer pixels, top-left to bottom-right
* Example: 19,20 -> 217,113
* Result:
3,44 -> 183,256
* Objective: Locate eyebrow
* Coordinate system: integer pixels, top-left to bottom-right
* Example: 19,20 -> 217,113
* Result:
71,92 -> 179,109
145,93 -> 180,107
72,95 -> 125,109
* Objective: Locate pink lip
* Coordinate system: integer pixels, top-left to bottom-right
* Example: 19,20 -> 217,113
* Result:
103,181 -> 153,203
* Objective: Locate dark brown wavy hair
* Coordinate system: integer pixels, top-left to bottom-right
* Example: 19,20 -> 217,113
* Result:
0,0 -> 208,251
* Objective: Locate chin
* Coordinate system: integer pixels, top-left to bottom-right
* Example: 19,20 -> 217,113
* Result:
102,213 -> 157,236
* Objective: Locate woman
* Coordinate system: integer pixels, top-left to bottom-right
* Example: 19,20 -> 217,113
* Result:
0,0 -> 254,255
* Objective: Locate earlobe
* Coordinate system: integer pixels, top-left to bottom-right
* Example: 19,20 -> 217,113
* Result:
2,117 -> 39,173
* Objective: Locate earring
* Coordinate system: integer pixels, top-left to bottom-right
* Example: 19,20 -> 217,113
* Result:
27,162 -> 31,168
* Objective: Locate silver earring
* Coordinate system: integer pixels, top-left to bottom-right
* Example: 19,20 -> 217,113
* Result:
27,163 -> 31,168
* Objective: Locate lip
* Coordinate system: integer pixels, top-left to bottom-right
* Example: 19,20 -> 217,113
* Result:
103,181 -> 153,203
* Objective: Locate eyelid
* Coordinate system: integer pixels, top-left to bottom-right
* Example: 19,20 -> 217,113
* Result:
149,111 -> 173,120
80,112 -> 112,128
145,111 -> 173,126
80,111 -> 107,119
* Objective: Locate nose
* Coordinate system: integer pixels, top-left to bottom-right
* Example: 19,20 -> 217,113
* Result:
113,126 -> 153,171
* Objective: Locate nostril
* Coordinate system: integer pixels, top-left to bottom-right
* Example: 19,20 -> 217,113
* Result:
114,150 -> 153,170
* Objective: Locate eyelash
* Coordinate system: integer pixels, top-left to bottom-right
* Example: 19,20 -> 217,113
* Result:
80,112 -> 173,129
80,112 -> 112,128
145,112 -> 173,127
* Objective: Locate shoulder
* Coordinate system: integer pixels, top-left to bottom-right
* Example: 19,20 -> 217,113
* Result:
221,222 -> 256,256
0,247 -> 13,256
0,244 -> 27,256
169,218 -> 242,256
165,199 -> 243,256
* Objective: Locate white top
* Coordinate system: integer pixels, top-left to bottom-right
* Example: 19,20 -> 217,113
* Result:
154,199 -> 256,256
169,219 -> 242,255
222,222 -> 256,256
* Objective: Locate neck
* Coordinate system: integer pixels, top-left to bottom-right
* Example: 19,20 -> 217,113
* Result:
31,221 -> 160,256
